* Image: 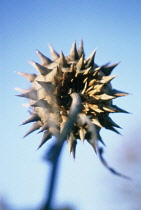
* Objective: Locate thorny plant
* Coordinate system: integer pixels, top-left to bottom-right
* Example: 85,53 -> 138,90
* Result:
16,41 -> 130,210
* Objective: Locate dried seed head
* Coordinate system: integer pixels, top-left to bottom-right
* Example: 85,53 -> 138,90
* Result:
16,41 -> 128,159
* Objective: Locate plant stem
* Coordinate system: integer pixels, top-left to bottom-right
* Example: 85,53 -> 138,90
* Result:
41,144 -> 62,210
41,93 -> 81,210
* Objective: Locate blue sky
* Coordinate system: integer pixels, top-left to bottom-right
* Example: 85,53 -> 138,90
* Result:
1,0 -> 141,209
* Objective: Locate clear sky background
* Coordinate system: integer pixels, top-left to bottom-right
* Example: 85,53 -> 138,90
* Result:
1,0 -> 141,210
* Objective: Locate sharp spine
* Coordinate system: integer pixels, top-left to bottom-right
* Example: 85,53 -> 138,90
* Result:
79,127 -> 86,142
72,140 -> 77,159
76,54 -> 85,70
29,61 -> 50,75
101,63 -> 119,76
69,41 -> 79,60
85,50 -> 96,67
37,130 -> 51,149
100,75 -> 117,84
112,105 -> 129,113
23,121 -> 41,138
77,40 -> 85,58
48,44 -> 59,60
59,51 -> 69,67
16,89 -> 37,100
111,89 -> 129,97
16,71 -> 37,82
21,114 -> 40,125
36,50 -> 52,66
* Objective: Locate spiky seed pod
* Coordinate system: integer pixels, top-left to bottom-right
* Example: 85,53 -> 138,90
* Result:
16,41 -> 128,158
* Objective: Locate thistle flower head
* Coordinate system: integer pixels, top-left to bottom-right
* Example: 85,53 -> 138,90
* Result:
16,41 -> 128,159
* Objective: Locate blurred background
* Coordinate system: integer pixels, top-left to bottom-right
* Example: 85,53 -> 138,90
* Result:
0,0 -> 141,209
